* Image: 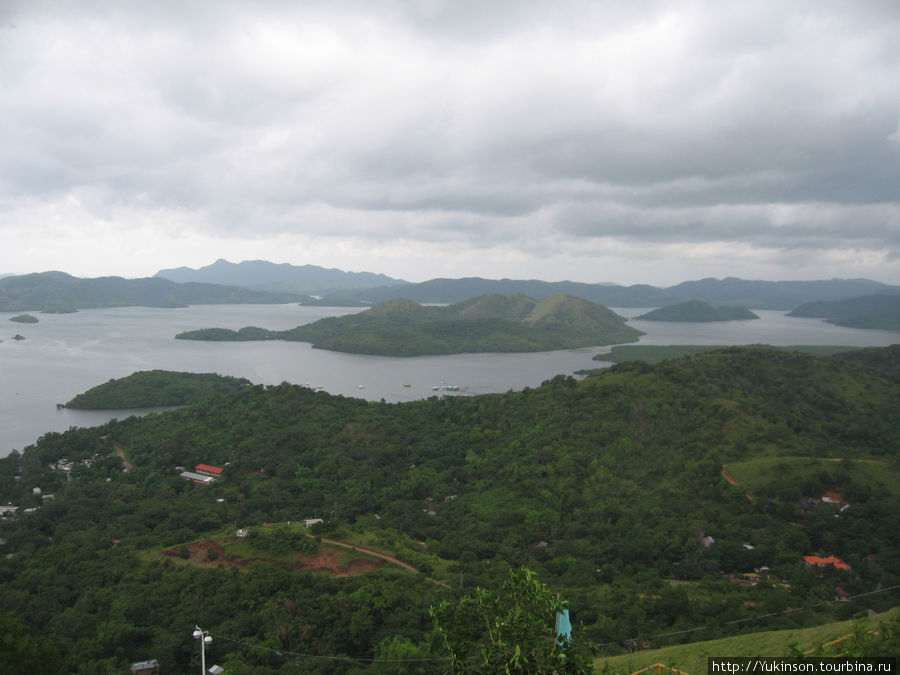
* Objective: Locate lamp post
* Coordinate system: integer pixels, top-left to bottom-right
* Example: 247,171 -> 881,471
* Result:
192,626 -> 212,674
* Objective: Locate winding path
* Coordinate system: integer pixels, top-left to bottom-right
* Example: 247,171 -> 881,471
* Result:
319,537 -> 450,588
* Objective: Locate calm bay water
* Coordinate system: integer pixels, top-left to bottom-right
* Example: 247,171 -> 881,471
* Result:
1,304 -> 896,457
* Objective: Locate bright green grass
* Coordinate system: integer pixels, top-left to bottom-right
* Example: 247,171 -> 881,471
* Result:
725,457 -> 900,495
593,609 -> 898,674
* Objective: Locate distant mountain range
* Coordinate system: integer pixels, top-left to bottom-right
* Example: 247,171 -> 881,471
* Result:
4,260 -> 899,313
155,258 -> 406,295
0,271 -> 302,312
312,274 -> 900,310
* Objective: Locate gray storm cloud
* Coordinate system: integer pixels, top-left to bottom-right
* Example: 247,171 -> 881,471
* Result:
0,0 -> 898,283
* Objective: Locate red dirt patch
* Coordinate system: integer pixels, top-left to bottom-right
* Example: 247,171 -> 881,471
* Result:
160,539 -> 388,576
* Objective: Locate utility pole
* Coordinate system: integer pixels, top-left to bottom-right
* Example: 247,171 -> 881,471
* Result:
192,626 -> 212,674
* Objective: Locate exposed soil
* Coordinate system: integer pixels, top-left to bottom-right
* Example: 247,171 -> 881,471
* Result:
721,465 -> 740,486
160,538 -> 388,576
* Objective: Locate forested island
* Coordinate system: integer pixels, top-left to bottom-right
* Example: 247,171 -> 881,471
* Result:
175,293 -> 643,356
1,346 -> 898,670
8,313 -> 38,323
64,371 -> 253,409
636,300 -> 759,322
789,294 -> 900,331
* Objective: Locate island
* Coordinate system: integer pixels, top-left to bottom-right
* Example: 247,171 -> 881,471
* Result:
64,370 -> 253,409
8,314 -> 38,323
789,294 -> 900,332
176,293 -> 644,356
636,299 -> 759,322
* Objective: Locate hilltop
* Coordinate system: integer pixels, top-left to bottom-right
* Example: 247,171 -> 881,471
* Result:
636,300 -> 759,322
176,293 -> 644,356
155,258 -> 407,295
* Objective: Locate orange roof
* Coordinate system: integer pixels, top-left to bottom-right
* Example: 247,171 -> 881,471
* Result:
803,555 -> 850,570
195,464 -> 223,475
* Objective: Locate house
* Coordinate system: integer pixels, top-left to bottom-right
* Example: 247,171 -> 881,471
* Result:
130,660 -> 160,674
179,471 -> 215,485
304,518 -> 324,528
195,464 -> 224,477
803,555 -> 851,571
821,491 -> 849,507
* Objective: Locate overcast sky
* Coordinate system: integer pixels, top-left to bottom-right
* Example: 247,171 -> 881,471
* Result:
2,1 -> 899,286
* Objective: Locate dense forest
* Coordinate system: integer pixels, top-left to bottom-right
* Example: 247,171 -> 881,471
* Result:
175,293 -> 643,356
1,346 -> 898,672
65,371 -> 253,409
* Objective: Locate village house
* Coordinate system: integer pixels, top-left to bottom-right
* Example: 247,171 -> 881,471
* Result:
195,464 -> 224,477
803,555 -> 851,571
178,471 -> 216,485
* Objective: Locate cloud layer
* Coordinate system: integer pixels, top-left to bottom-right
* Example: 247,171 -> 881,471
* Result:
2,0 -> 899,284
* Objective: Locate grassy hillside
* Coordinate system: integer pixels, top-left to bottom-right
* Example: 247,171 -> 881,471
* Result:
176,293 -> 644,355
595,609 -> 899,674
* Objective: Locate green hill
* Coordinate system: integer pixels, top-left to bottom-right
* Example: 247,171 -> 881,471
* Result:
176,293 -> 644,355
637,300 -> 759,322
1,346 -> 898,670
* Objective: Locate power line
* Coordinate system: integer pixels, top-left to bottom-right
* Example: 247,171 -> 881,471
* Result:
202,584 -> 899,664
209,631 -> 460,665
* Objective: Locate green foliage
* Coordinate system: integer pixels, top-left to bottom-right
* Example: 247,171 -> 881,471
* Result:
0,611 -> 64,673
1,345 -> 898,671
175,293 -> 643,355
247,524 -> 319,555
431,567 -> 590,674
65,370 -> 252,409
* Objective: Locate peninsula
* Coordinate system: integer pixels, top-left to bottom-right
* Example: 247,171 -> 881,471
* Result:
176,293 -> 643,356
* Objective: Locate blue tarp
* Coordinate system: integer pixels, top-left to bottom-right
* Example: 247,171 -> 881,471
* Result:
556,609 -> 572,643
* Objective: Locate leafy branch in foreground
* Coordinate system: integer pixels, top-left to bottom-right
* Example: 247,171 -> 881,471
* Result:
431,567 -> 590,674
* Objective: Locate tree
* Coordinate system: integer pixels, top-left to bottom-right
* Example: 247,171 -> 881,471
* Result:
430,567 -> 590,674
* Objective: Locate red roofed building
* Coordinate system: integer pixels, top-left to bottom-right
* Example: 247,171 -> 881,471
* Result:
195,464 -> 224,476
803,555 -> 851,571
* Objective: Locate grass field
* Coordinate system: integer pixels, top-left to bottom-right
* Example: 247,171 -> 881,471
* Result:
724,456 -> 900,495
593,608 -> 898,674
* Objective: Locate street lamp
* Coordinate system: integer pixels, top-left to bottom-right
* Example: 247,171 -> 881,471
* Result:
192,626 -> 213,674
